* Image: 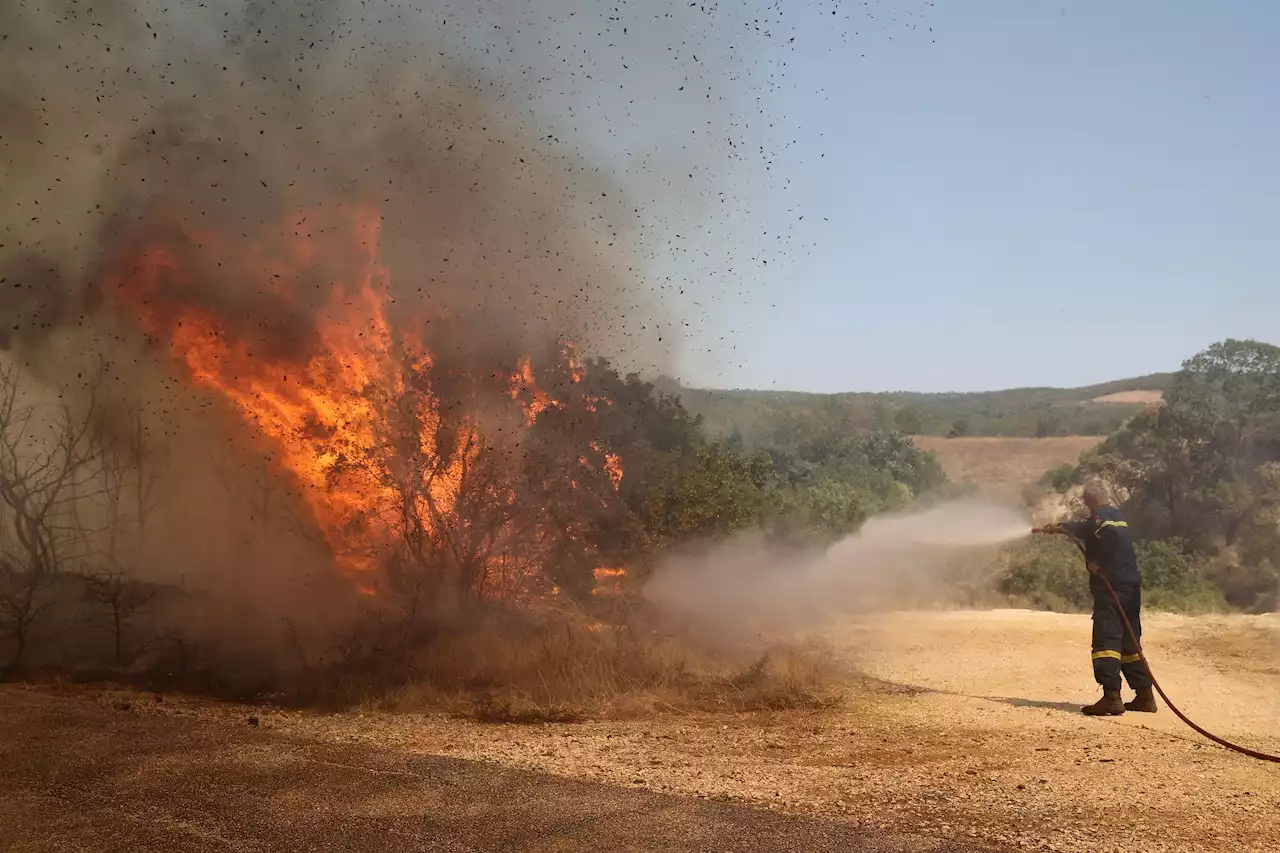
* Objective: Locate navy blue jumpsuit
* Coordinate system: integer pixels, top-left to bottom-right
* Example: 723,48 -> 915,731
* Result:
1060,507 -> 1153,692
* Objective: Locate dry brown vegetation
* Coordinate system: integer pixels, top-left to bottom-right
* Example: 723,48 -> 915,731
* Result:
346,604 -> 843,722
1090,389 -> 1164,405
913,435 -> 1104,501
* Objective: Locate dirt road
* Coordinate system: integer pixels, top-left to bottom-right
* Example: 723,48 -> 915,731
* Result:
3,610 -> 1276,853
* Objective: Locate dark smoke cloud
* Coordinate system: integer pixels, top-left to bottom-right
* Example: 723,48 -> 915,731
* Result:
0,0 -> 790,658
1,0 -> 787,377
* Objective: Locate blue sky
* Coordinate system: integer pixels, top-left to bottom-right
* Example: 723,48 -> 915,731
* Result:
671,1 -> 1279,392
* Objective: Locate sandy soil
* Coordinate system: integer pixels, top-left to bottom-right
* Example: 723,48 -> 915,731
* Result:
70,609 -> 1279,853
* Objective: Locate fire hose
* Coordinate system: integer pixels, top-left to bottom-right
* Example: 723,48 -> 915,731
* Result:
1035,529 -> 1279,763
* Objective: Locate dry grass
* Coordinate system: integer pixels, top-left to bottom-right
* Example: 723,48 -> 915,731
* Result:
914,435 -> 1103,501
4,589 -> 843,722
1091,389 -> 1164,405
358,604 -> 843,722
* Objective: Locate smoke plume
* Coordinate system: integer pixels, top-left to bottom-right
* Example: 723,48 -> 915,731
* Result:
6,4 -> 641,366
1,0 -> 787,371
0,0 -> 787,670
643,500 -> 1032,645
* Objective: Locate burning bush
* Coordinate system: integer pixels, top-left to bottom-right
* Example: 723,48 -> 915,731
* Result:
0,199 -> 836,706
104,204 -> 632,606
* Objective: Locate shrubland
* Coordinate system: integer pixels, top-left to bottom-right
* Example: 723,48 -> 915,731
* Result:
0,353 -> 929,716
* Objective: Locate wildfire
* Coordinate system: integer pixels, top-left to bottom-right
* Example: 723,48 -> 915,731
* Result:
106,203 -> 622,598
562,341 -> 587,384
592,567 -> 627,597
592,442 -> 624,489
510,357 -> 554,426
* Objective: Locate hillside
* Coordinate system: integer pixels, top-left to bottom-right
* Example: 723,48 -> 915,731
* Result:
665,373 -> 1170,442
912,435 -> 1104,502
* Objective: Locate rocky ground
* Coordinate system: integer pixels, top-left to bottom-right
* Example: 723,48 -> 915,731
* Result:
10,610 -> 1275,853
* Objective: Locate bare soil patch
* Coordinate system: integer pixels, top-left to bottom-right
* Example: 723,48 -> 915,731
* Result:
1091,390 -> 1164,405
914,437 -> 1104,501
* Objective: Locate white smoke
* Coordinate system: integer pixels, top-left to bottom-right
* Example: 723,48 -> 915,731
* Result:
643,499 -> 1031,642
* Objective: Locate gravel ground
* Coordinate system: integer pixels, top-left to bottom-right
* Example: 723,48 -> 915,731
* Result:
11,610 -> 1276,853
0,688 -> 987,853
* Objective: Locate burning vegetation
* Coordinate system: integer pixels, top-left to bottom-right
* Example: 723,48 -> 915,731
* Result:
0,0 -> 680,705
0,0 -> 910,714
1,175 -> 833,709
105,203 -> 627,604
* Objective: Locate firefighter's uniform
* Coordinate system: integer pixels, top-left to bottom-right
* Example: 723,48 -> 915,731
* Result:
1059,507 -> 1152,695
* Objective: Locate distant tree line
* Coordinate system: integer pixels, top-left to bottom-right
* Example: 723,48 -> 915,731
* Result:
666,375 -> 1173,441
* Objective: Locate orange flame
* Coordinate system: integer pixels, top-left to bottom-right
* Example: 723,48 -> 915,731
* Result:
593,568 -> 627,579
562,341 -> 587,384
592,566 -> 627,597
106,204 -> 622,597
106,206 -> 451,585
590,442 -> 623,489
510,357 -> 554,426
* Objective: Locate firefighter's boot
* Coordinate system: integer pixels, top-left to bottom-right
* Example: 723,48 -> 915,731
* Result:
1081,689 -> 1125,716
1124,687 -> 1157,713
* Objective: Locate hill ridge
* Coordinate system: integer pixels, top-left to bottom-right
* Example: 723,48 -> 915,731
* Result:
662,374 -> 1171,441
670,372 -> 1173,400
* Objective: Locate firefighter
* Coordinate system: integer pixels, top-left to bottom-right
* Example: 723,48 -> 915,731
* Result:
1035,481 -> 1157,716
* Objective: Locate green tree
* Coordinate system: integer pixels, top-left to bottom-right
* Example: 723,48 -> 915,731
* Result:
894,404 -> 926,435
767,477 -> 882,543
641,443 -> 773,544
858,431 -> 946,497
1133,538 -> 1226,613
996,538 -> 1092,612
1073,339 -> 1280,610
534,358 -> 957,586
